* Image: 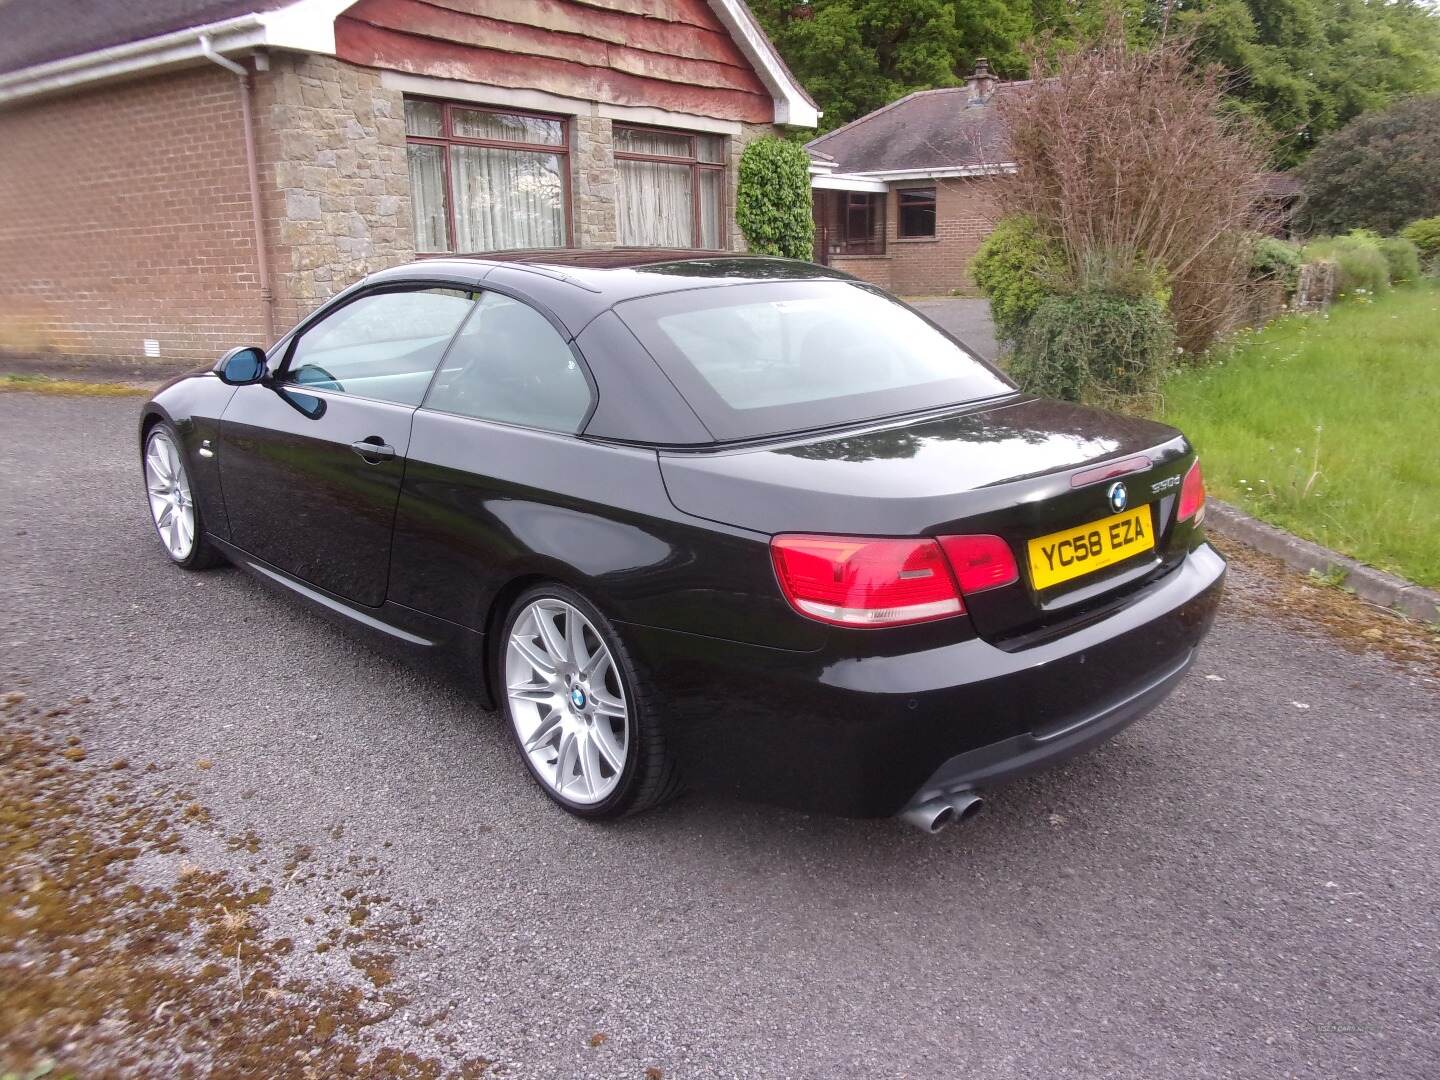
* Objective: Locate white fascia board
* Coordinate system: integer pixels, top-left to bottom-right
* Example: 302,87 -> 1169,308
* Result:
0,0 -> 354,106
705,0 -> 819,129
851,164 -> 1018,181
811,174 -> 888,193
257,0 -> 354,55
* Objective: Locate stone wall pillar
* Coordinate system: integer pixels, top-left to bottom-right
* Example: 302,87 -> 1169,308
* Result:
254,54 -> 414,333
573,111 -> 618,248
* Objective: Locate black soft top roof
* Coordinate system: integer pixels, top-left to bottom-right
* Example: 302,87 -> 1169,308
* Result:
363,252 -> 857,339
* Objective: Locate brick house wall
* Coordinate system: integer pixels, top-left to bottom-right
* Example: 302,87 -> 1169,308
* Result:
0,67 -> 267,365
830,176 -> 1000,297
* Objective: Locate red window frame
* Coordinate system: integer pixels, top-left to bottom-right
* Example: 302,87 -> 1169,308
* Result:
404,97 -> 574,254
612,123 -> 727,250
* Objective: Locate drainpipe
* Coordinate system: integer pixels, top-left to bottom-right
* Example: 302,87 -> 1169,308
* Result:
200,35 -> 276,343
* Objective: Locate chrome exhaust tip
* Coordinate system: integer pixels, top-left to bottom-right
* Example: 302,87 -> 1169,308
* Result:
899,797 -> 956,833
946,791 -> 984,823
898,792 -> 983,833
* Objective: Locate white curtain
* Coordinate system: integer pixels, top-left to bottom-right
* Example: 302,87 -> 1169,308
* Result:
451,145 -> 565,252
698,169 -> 721,248
618,159 -> 693,246
407,144 -> 450,253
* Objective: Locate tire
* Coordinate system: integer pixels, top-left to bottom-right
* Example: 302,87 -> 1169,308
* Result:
495,583 -> 681,819
142,422 -> 224,571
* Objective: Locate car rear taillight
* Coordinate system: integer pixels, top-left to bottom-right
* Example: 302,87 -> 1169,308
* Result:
771,533 -> 1022,627
937,534 -> 1019,593
771,535 -> 963,627
1178,458 -> 1206,523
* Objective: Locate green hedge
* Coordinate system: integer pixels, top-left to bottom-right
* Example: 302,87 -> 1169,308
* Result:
735,137 -> 814,261
1009,291 -> 1175,404
969,216 -> 1061,342
1301,232 -> 1391,297
1248,236 -> 1303,291
1399,216 -> 1440,270
1377,236 -> 1422,284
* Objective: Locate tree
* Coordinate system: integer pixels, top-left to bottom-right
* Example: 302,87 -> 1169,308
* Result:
1297,94 -> 1440,235
1172,0 -> 1440,164
997,25 -> 1272,351
753,1 -> 1440,160
749,0 -> 999,132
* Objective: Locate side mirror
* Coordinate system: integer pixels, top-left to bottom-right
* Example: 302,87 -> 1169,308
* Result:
215,346 -> 268,386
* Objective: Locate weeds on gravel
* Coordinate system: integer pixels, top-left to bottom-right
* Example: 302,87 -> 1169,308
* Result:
1219,542 -> 1440,676
0,374 -> 149,396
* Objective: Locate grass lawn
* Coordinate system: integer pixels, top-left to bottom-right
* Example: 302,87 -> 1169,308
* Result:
1162,285 -> 1440,589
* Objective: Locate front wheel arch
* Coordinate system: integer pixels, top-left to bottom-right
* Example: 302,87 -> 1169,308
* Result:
139,407 -> 166,452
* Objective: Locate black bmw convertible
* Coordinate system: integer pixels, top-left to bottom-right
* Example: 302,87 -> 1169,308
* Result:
139,251 -> 1223,832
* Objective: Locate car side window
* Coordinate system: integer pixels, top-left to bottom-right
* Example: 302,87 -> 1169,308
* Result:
284,287 -> 476,407
423,292 -> 592,433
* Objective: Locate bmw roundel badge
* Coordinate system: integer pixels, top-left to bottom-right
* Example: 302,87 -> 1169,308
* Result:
1107,481 -> 1129,513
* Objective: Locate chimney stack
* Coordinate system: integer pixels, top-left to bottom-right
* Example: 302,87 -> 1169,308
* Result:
966,58 -> 996,104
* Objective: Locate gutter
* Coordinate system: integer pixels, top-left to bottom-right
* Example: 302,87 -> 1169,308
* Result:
848,164 -> 1018,182
0,15 -> 266,104
199,36 -> 276,343
0,0 -> 346,107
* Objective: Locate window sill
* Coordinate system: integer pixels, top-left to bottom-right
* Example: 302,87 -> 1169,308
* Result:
894,236 -> 940,244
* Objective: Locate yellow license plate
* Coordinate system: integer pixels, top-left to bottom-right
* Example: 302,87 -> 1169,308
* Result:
1027,506 -> 1155,590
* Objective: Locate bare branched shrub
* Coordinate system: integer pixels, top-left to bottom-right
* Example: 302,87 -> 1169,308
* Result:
996,25 -> 1274,352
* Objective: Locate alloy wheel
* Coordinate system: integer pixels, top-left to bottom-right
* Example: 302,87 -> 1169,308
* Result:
505,598 -> 630,805
145,430 -> 196,561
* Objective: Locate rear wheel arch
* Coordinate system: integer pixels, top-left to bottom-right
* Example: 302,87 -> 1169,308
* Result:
491,579 -> 682,817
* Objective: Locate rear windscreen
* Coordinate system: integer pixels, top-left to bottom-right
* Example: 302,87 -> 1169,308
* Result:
614,280 -> 1013,441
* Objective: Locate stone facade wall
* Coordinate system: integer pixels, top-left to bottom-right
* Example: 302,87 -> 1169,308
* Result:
253,53 -> 414,335
254,63 -> 781,329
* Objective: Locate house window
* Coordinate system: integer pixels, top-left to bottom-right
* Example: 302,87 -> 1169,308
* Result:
404,98 -> 570,254
813,190 -> 885,257
897,187 -> 937,239
614,125 -> 726,249
842,192 -> 885,253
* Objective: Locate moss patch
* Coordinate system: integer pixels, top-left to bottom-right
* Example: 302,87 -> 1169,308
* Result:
0,374 -> 150,397
0,694 -> 492,1078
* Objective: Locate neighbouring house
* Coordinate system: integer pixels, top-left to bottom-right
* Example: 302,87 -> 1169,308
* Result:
0,0 -> 816,366
807,61 -> 1012,297
809,60 -> 1301,297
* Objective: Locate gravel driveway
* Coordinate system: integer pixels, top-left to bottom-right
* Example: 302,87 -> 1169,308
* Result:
907,297 -> 1000,361
2,392 -> 1438,1079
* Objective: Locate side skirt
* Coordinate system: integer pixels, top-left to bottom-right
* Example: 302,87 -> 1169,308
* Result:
208,534 -> 493,703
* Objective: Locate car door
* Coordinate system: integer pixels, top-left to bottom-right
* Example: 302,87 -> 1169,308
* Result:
386,290 -> 602,626
219,284 -> 477,607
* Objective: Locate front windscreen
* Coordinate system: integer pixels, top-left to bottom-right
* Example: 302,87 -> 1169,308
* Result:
614,280 -> 1013,441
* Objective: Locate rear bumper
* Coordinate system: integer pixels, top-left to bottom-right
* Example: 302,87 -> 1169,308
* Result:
622,543 -> 1226,818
